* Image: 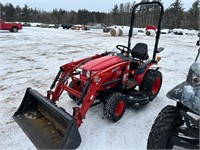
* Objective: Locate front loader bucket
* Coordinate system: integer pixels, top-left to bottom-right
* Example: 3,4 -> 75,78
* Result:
13,88 -> 81,149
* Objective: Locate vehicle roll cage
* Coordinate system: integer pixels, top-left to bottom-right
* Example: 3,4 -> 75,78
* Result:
128,1 -> 164,62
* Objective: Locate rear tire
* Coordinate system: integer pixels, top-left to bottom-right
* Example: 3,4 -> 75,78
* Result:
103,92 -> 127,122
147,105 -> 182,149
139,69 -> 162,101
11,27 -> 19,32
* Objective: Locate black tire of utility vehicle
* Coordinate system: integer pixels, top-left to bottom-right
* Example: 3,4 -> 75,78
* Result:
147,105 -> 182,149
103,92 -> 127,122
11,26 -> 19,32
68,80 -> 80,102
139,69 -> 162,101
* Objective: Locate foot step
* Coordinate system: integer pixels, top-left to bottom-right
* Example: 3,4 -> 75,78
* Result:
125,79 -> 138,87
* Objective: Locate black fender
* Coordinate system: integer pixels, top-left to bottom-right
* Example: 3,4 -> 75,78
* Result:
166,81 -> 188,101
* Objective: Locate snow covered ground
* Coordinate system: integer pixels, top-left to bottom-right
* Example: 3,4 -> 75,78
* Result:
0,27 -> 199,149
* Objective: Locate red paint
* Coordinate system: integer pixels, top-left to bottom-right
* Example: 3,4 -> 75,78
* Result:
152,77 -> 161,94
146,25 -> 156,31
114,101 -> 125,117
82,56 -> 122,71
134,64 -> 153,84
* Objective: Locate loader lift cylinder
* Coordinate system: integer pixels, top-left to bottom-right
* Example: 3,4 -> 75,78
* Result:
50,69 -> 62,90
77,79 -> 91,105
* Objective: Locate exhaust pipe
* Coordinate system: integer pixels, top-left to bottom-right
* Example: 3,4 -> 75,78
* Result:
13,88 -> 81,149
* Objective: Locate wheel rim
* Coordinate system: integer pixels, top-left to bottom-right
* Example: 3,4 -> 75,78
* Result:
114,101 -> 124,117
13,28 -> 17,32
152,77 -> 161,94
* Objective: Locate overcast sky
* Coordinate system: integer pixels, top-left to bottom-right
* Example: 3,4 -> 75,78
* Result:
1,0 -> 196,12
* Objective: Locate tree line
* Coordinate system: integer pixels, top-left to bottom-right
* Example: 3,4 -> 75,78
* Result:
0,0 -> 199,30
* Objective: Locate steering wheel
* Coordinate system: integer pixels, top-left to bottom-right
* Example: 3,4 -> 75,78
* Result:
116,45 -> 131,52
116,45 -> 131,56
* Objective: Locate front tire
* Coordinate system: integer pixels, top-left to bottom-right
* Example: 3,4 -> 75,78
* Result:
139,69 -> 162,101
103,92 -> 127,122
147,105 -> 182,149
11,27 -> 19,32
68,80 -> 80,102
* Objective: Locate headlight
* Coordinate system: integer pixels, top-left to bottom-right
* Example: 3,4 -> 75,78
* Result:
91,71 -> 98,76
94,76 -> 100,83
82,70 -> 99,78
192,74 -> 200,86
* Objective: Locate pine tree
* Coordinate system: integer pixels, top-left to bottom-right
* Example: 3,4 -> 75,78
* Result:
0,1 -> 198,29
21,4 -> 30,22
164,0 -> 184,29
112,4 -> 119,25
15,5 -> 22,21
0,2 -> 4,19
3,3 -> 15,21
187,0 -> 199,30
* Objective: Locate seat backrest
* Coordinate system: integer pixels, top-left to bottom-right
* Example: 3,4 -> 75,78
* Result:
131,43 -> 149,60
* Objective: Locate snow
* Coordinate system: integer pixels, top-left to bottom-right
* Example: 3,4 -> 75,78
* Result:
0,27 -> 199,149
173,28 -> 199,36
161,29 -> 169,34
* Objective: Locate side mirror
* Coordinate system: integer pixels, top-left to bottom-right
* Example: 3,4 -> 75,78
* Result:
155,47 -> 164,53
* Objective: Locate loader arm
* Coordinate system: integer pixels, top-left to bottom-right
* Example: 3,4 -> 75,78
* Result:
48,54 -> 103,101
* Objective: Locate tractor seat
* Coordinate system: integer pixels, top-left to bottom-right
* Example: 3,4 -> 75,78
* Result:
130,43 -> 149,70
131,43 -> 149,60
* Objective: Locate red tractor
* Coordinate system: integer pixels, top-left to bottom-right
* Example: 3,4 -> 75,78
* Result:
13,1 -> 164,149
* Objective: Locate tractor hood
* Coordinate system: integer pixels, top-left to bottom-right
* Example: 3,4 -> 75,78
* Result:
82,55 -> 122,71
